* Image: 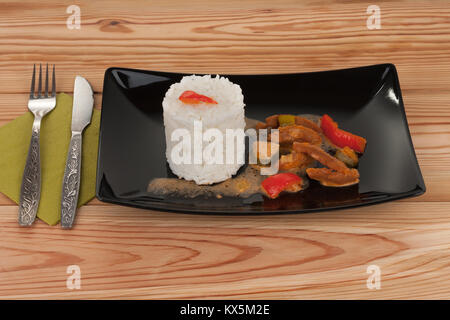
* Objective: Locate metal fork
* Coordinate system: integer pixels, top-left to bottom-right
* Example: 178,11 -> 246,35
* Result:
18,64 -> 56,226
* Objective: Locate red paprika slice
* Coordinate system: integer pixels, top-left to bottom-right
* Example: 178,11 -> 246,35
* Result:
261,173 -> 303,199
179,90 -> 218,105
321,114 -> 367,153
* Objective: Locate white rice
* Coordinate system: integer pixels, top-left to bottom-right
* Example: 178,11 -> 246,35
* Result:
162,75 -> 246,185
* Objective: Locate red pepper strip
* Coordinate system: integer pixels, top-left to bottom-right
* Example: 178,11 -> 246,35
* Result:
320,114 -> 367,153
179,90 -> 218,105
261,173 -> 303,199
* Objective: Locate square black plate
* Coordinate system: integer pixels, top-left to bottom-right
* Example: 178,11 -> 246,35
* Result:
96,64 -> 425,214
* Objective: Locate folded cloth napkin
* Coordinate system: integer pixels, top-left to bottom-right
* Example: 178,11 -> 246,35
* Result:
0,93 -> 100,225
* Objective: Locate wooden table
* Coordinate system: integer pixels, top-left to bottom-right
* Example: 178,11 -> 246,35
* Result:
1,0 -> 449,299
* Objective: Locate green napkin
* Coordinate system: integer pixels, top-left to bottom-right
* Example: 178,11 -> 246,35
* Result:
0,93 -> 100,225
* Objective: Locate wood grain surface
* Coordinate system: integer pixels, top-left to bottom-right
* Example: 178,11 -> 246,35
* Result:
0,0 -> 449,299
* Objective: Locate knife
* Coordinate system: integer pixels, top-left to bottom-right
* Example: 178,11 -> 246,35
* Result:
60,76 -> 94,229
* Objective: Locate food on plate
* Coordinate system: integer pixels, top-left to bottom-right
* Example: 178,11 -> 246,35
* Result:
254,114 -> 365,196
292,143 -> 359,187
279,151 -> 310,170
261,172 -> 303,199
293,142 -> 348,172
255,114 -> 322,134
178,90 -> 218,104
294,116 -> 322,133
278,114 -> 296,127
320,114 -> 366,153
305,167 -> 359,187
335,146 -> 359,168
162,75 -> 245,185
152,76 -> 367,201
275,124 -> 322,146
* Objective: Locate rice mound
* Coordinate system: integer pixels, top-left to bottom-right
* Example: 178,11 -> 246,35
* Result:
162,75 -> 246,185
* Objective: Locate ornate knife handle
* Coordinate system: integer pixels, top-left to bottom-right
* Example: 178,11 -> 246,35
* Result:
61,132 -> 82,229
18,122 -> 42,226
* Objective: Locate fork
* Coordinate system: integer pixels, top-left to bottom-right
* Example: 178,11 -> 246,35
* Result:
18,64 -> 56,226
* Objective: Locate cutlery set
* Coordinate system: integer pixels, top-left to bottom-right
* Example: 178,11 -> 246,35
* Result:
18,64 -> 94,228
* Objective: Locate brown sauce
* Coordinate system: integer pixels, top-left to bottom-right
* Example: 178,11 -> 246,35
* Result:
148,164 -> 265,199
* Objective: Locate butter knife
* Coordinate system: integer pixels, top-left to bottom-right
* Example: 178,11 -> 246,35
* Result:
60,76 -> 94,229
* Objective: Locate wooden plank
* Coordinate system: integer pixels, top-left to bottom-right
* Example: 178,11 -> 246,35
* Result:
0,1 -> 449,93
0,93 -> 102,126
0,202 -> 449,299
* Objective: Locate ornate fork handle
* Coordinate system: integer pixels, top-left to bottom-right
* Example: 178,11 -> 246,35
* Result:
61,132 -> 82,229
18,120 -> 42,226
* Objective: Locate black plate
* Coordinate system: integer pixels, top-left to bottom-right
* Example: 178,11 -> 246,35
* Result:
96,64 -> 425,214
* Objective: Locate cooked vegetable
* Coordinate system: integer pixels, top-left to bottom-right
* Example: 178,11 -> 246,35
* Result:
255,122 -> 268,130
274,125 -> 322,146
335,146 -> 358,167
278,114 -> 296,127
306,167 -> 359,187
265,115 -> 279,128
179,90 -> 218,104
295,116 -> 322,134
293,142 -> 347,172
320,114 -> 366,153
261,173 -> 303,199
255,113 -> 365,192
293,142 -> 359,186
279,151 -> 309,170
